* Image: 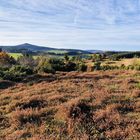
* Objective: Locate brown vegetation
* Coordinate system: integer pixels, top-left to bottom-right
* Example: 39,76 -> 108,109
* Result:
0,70 -> 140,139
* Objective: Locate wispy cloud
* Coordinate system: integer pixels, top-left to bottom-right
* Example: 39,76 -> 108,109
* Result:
0,0 -> 140,51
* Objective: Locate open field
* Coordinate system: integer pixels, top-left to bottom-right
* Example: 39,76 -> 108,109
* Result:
103,58 -> 140,67
47,50 -> 68,54
9,53 -> 23,59
82,58 -> 140,70
8,53 -> 77,60
0,70 -> 140,139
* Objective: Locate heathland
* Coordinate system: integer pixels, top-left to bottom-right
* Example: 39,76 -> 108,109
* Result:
0,47 -> 140,140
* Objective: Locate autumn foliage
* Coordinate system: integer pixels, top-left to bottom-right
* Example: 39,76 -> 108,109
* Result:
0,51 -> 15,66
0,71 -> 139,139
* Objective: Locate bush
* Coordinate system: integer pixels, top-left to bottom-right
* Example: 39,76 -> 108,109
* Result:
9,65 -> 34,75
48,58 -> 65,71
93,61 -> 101,70
101,65 -> 119,71
127,65 -> 135,70
120,64 -> 125,70
135,65 -> 140,71
77,63 -> 87,72
68,101 -> 92,120
17,54 -> 37,68
2,71 -> 23,82
65,61 -> 77,72
37,57 -> 78,73
41,62 -> 55,74
109,54 -> 120,61
92,54 -> 103,62
36,57 -> 56,74
0,52 -> 16,67
0,65 -> 34,82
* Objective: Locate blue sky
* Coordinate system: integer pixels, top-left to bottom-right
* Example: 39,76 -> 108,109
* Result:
0,0 -> 140,51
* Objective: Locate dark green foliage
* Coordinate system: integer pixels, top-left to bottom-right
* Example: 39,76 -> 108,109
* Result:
92,54 -> 103,62
48,58 -> 65,71
9,65 -> 34,75
40,62 -> 56,74
69,101 -> 92,120
64,54 -> 69,62
108,52 -> 140,60
135,65 -> 140,71
93,61 -> 101,70
71,56 -> 77,61
65,61 -> 77,72
120,64 -> 125,69
109,54 -> 120,61
101,64 -> 140,71
101,65 -> 119,71
77,63 -> 87,72
126,65 -> 140,71
2,71 -> 23,82
38,57 -> 79,73
71,55 -> 82,62
0,65 -> 34,82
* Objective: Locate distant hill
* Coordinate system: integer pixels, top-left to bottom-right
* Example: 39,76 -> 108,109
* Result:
0,43 -> 100,55
0,43 -> 55,53
86,50 -> 104,53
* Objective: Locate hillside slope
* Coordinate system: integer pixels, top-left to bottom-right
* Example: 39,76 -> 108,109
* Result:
0,71 -> 139,139
0,43 -> 93,54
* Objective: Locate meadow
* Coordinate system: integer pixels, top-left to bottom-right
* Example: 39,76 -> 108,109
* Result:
9,53 -> 23,59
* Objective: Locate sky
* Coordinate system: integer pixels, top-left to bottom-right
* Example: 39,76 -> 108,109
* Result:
0,0 -> 140,51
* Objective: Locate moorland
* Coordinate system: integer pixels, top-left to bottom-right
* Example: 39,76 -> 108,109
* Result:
0,45 -> 140,140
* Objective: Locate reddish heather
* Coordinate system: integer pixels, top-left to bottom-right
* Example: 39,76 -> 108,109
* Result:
0,70 -> 140,140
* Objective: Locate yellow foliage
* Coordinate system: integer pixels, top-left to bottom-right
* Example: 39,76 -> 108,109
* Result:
0,51 -> 15,65
0,51 -> 9,58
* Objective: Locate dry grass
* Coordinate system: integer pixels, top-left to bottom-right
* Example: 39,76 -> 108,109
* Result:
0,70 -> 140,139
103,58 -> 140,67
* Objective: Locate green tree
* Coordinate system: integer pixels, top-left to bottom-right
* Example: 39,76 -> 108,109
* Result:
64,54 -> 69,62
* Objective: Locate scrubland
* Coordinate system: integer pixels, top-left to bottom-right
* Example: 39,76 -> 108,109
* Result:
0,70 -> 140,140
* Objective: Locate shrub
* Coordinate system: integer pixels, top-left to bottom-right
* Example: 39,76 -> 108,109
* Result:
2,71 -> 22,82
18,97 -> 45,110
101,65 -> 111,71
0,65 -> 34,82
135,65 -> 140,71
48,58 -> 65,71
17,54 -> 37,68
93,61 -> 101,70
11,109 -> 42,128
68,101 -> 92,121
64,54 -> 69,62
92,54 -> 103,62
127,65 -> 135,70
65,61 -> 77,72
120,64 -> 125,70
9,65 -> 34,75
0,51 -> 16,67
76,63 -> 87,72
68,101 -> 94,138
41,62 -> 55,74
36,57 -> 55,74
42,63 -> 55,74
109,54 -> 120,61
